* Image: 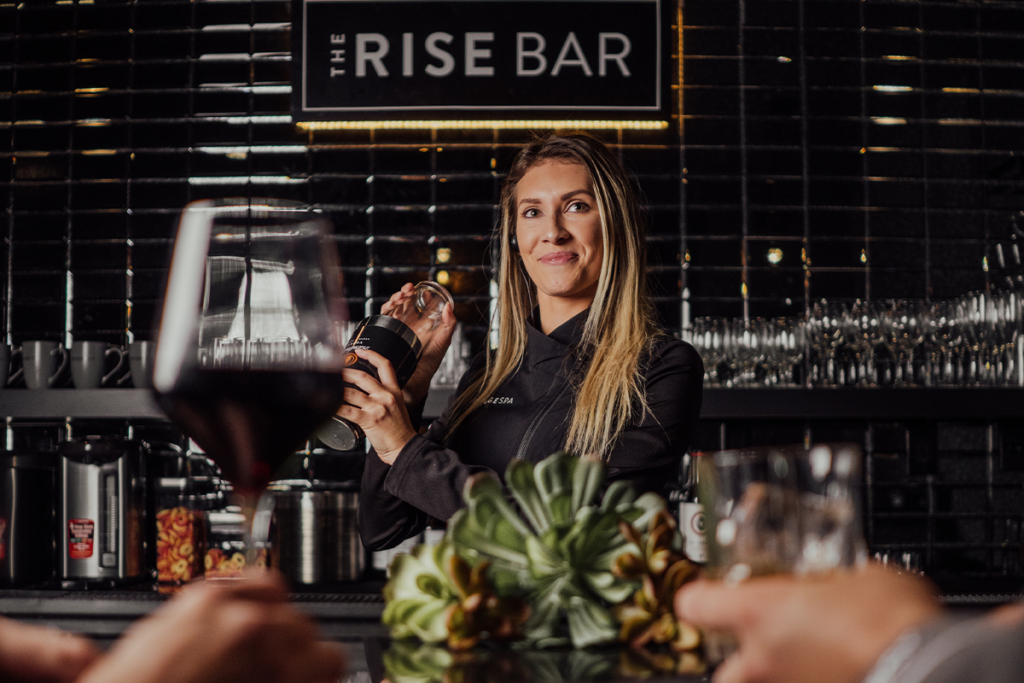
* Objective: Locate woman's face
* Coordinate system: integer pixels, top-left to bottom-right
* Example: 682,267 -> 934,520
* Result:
514,160 -> 604,309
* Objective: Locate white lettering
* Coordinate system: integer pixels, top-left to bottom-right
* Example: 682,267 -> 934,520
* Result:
425,32 -> 455,77
355,33 -> 389,77
551,32 -> 592,76
330,34 -> 345,45
599,33 -> 631,76
465,32 -> 494,76
330,67 -> 346,77
402,33 -> 414,77
516,32 -> 547,76
330,50 -> 346,63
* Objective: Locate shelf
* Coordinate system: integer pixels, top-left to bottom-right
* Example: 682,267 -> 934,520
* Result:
699,387 -> 1024,420
0,389 -> 166,420
1,387 -> 1023,421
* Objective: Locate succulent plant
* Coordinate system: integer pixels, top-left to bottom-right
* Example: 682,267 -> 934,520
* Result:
446,556 -> 531,650
612,509 -> 702,652
382,537 -> 530,649
383,540 -> 460,644
448,451 -> 666,649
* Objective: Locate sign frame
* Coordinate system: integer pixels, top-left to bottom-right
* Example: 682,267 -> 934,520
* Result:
291,0 -> 672,124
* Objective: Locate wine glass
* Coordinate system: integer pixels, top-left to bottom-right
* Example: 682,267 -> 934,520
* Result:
152,198 -> 348,566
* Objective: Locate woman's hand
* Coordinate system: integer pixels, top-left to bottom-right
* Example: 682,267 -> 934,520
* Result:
0,616 -> 100,683
336,348 -> 419,465
76,571 -> 344,683
381,283 -> 457,406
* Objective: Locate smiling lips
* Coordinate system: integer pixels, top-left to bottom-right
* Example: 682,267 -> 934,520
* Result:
539,251 -> 578,265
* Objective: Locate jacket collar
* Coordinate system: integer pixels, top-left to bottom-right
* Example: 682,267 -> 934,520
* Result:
525,308 -> 588,367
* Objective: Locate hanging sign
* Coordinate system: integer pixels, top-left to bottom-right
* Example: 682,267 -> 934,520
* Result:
291,0 -> 668,122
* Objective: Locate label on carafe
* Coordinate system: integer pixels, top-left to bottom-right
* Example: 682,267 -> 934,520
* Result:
681,502 -> 707,563
347,320 -> 420,387
69,519 -> 95,560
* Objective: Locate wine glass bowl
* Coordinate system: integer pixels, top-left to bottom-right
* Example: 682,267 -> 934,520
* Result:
153,198 -> 348,492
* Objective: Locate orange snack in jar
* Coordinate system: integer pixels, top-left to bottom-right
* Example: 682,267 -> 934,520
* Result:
155,506 -> 203,584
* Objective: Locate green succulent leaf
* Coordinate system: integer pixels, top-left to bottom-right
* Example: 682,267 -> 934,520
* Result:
566,596 -> 619,648
507,459 -> 552,533
571,458 -> 606,516
600,480 -> 638,513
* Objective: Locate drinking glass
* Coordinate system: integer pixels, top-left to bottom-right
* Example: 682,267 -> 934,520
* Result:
690,317 -> 730,386
729,319 -> 766,387
806,301 -> 844,386
152,198 -> 348,565
697,443 -> 867,662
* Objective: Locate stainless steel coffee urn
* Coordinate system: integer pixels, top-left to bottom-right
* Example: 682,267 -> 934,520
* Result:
59,437 -> 148,583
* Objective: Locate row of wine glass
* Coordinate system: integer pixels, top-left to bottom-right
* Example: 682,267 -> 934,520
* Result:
684,290 -> 1023,388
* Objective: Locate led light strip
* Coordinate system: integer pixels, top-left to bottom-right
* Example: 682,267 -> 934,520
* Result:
296,119 -> 669,131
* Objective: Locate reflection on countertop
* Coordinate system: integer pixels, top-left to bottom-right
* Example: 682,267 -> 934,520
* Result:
348,638 -> 709,683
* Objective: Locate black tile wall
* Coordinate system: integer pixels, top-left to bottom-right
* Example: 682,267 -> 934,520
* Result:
2,0 -> 1023,588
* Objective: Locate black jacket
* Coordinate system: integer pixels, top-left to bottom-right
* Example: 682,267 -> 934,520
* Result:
359,311 -> 705,550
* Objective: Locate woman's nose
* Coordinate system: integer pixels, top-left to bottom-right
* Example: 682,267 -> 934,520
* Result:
542,214 -> 570,243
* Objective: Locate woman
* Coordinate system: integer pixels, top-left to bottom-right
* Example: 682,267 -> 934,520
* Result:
339,132 -> 704,550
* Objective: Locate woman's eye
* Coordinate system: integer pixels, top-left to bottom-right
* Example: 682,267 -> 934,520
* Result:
522,207 -> 539,218
568,201 -> 589,212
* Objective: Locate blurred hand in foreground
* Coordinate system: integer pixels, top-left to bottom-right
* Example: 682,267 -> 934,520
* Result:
675,565 -> 942,683
78,571 -> 345,683
0,617 -> 100,683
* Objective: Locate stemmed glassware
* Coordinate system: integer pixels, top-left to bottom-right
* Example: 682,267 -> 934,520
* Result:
152,198 -> 348,565
682,293 -> 1023,388
689,317 -> 731,386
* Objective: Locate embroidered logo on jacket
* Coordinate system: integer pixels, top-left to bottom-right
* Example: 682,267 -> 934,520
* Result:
485,396 -> 513,405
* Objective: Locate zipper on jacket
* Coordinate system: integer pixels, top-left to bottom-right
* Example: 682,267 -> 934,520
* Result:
514,382 -> 570,460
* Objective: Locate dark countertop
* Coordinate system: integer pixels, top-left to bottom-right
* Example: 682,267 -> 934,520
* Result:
0,582 -> 389,643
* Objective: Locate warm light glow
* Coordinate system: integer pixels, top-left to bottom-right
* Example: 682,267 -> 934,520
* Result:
872,85 -> 913,93
75,87 -> 109,94
882,55 -> 917,61
436,270 -> 451,286
297,120 -> 668,131
188,176 -> 303,185
871,117 -> 907,126
436,248 -> 452,264
767,248 -> 783,265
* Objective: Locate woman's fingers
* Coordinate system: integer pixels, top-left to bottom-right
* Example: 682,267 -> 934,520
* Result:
381,283 -> 415,315
353,348 -> 401,390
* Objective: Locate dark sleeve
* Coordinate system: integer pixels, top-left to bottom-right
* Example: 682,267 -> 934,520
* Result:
359,354 -> 498,551
605,337 -> 704,496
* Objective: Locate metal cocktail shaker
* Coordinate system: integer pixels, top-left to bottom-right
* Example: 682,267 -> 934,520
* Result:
316,281 -> 453,451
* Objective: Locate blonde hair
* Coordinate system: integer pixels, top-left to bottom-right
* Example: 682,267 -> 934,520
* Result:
446,132 -> 659,459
